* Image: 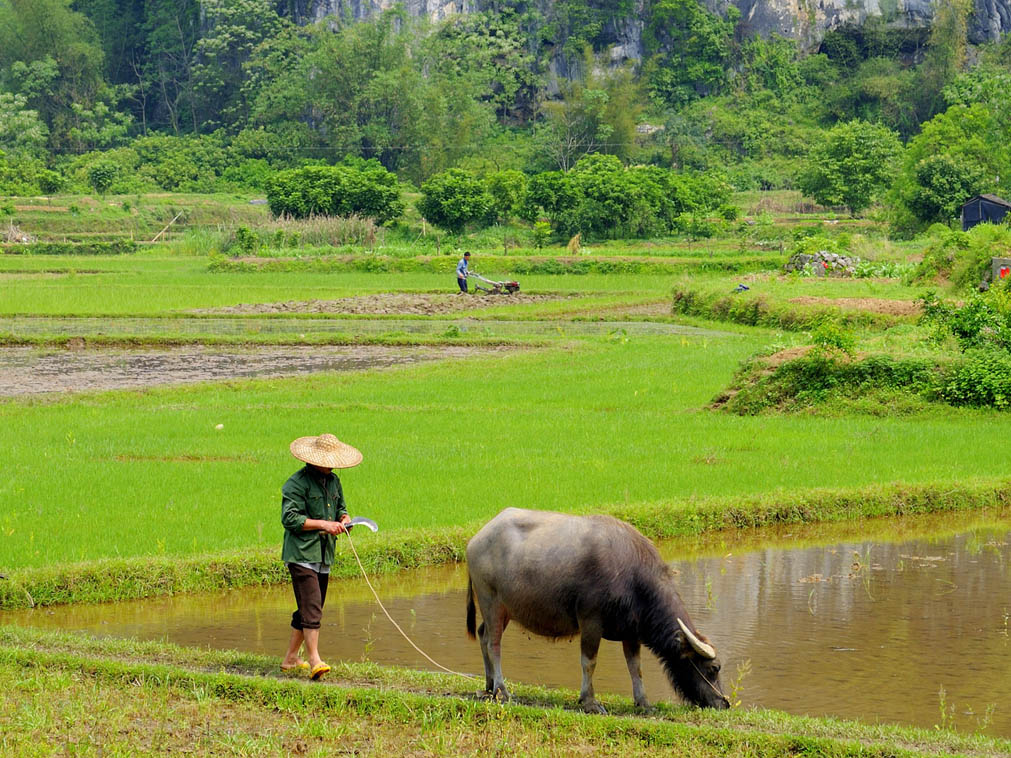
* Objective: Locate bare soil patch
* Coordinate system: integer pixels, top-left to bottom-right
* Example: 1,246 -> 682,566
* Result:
193,292 -> 577,316
789,296 -> 921,317
560,299 -> 672,319
761,345 -> 814,369
0,344 -> 513,396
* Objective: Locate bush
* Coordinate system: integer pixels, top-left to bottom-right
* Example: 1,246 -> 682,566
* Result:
265,162 -> 404,223
912,223 -> 1011,290
521,156 -> 732,240
37,170 -> 65,196
920,288 -> 1011,352
417,168 -> 495,233
718,353 -> 941,414
811,320 -> 856,359
87,161 -> 117,195
937,350 -> 1011,408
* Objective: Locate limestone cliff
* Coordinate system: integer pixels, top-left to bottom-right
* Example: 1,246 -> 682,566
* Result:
282,0 -> 1010,52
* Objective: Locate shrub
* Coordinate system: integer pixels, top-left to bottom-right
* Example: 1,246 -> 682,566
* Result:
937,350 -> 1011,408
265,163 -> 404,223
522,156 -> 732,240
417,168 -> 495,233
811,320 -> 856,359
37,170 -> 65,196
913,223 -> 1011,290
87,161 -> 117,195
920,288 -> 1011,352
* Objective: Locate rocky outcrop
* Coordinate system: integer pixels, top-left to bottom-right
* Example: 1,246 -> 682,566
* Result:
283,0 -> 1010,52
283,0 -> 478,26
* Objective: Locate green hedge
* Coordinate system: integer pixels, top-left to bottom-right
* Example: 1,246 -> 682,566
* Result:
208,254 -> 782,276
672,287 -> 906,330
718,351 -> 1011,413
265,163 -> 404,223
0,240 -> 138,256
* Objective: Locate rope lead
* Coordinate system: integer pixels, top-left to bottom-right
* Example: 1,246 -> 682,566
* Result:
344,530 -> 476,681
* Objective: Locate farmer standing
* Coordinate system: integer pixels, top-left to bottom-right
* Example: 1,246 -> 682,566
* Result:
280,433 -> 362,680
456,251 -> 471,293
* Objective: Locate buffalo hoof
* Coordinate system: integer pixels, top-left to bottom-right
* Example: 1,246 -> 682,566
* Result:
482,684 -> 510,703
580,698 -> 607,715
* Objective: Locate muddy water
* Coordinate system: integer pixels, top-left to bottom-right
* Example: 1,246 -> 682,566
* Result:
5,513 -> 1011,735
0,345 -> 512,395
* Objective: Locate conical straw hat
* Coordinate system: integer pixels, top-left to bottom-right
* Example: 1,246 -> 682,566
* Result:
290,433 -> 362,469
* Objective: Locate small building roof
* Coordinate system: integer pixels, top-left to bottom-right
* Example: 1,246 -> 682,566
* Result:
964,194 -> 1011,209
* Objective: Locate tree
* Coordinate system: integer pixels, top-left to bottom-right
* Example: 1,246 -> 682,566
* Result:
485,170 -> 528,222
0,0 -> 108,149
191,0 -> 284,130
87,161 -> 117,194
265,162 -> 404,223
888,100 -> 1009,234
417,169 -> 494,233
643,0 -> 738,109
915,0 -> 972,120
0,93 -> 49,156
906,154 -> 985,224
139,0 -> 201,134
797,120 -> 901,214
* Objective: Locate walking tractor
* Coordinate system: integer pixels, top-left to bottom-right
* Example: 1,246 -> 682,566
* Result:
469,271 -> 520,295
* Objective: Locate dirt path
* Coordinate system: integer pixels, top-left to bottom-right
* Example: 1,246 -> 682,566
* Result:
788,296 -> 921,317
0,345 -> 512,396
192,292 -> 577,316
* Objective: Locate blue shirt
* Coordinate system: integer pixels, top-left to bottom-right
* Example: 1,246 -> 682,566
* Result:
456,257 -> 469,278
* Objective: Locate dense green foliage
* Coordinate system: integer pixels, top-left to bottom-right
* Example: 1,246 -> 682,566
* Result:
522,154 -> 732,238
912,223 -> 1011,290
721,349 -> 1011,412
264,161 -> 403,222
921,286 -> 1011,352
796,120 -> 901,213
417,168 -> 496,233
1,0 -> 1010,234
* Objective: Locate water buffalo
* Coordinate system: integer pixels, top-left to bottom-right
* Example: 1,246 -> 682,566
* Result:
466,507 -> 729,713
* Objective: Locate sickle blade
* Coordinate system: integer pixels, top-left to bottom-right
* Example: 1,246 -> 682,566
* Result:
348,516 -> 379,532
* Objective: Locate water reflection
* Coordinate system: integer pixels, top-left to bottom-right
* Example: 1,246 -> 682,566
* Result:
4,512 -> 1011,735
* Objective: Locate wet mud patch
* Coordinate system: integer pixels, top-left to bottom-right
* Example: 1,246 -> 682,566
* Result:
192,292 -> 579,316
788,296 -> 921,317
0,344 -> 514,396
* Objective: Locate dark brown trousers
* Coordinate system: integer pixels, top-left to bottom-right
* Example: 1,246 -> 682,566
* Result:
288,563 -> 330,630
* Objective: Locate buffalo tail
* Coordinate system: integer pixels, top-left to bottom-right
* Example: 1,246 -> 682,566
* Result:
466,574 -> 476,639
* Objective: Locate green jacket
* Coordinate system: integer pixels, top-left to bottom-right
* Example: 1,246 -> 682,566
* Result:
281,465 -> 347,565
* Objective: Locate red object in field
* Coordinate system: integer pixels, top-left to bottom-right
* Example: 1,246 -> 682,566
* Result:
1000,267 -> 1009,279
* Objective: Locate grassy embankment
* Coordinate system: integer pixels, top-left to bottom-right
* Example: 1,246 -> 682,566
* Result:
2,626 -> 1009,757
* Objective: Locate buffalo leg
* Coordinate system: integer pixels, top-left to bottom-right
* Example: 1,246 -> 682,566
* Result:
476,622 -> 495,693
622,639 -> 650,708
578,623 -> 606,714
477,599 -> 510,702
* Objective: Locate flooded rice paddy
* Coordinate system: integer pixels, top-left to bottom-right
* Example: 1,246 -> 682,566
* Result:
5,512 -> 1011,735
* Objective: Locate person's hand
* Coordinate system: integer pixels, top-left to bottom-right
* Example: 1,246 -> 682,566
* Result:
322,520 -> 346,535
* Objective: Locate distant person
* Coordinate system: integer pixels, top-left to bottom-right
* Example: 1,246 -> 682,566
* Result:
280,433 -> 362,681
457,251 -> 471,293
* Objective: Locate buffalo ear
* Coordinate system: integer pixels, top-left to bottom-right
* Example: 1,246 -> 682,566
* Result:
677,618 -> 716,659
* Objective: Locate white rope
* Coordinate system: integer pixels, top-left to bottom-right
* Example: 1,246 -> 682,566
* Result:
344,530 -> 476,680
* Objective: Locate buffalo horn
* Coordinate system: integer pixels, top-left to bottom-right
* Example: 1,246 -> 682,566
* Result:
677,618 -> 716,659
